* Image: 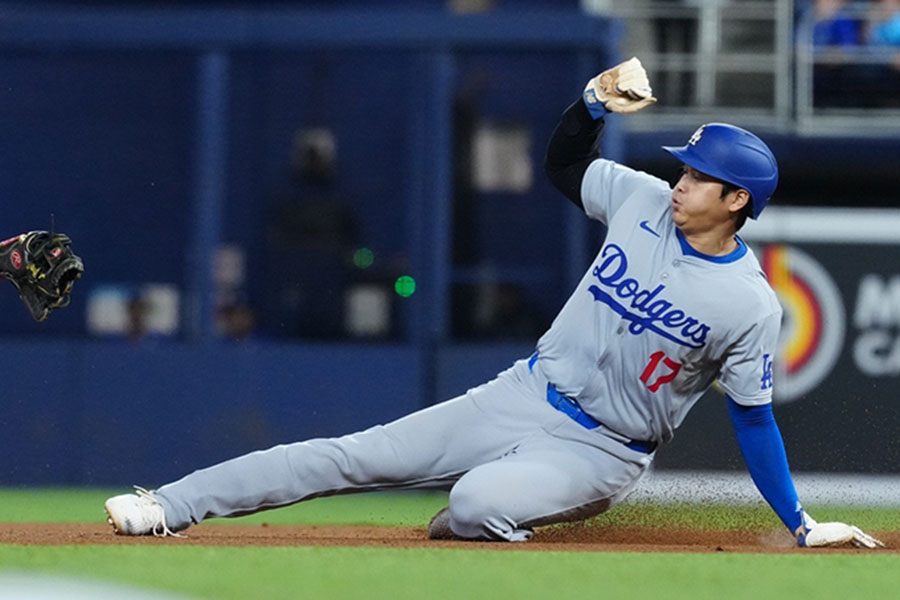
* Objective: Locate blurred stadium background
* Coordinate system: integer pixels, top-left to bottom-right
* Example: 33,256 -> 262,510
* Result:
1,0 -> 898,492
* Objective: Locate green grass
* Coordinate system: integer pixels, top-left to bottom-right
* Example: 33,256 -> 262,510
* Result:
1,488 -> 899,600
1,546 -> 898,600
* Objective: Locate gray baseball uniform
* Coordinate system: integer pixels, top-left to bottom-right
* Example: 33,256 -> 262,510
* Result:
539,159 -> 781,443
151,158 -> 780,542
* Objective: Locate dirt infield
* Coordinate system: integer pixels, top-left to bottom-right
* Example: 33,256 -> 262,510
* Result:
2,523 -> 897,554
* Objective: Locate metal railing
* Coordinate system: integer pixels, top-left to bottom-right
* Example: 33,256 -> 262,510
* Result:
794,2 -> 900,136
585,0 -> 900,136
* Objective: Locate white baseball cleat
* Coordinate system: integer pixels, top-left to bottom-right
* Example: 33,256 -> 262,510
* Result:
104,486 -> 183,537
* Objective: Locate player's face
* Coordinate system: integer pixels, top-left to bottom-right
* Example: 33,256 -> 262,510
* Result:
670,165 -> 741,234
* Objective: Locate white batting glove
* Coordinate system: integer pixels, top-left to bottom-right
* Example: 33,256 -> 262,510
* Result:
796,512 -> 885,549
583,57 -> 657,118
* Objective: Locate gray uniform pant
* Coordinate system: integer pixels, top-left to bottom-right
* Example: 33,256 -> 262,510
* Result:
155,358 -> 653,541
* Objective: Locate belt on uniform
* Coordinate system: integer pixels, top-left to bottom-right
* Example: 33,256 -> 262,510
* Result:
528,353 -> 657,454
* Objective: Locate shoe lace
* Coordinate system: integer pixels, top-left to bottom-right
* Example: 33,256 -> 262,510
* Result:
133,486 -> 186,538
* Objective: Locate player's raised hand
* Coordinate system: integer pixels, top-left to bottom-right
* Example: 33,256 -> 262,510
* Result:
583,57 -> 657,118
796,514 -> 885,549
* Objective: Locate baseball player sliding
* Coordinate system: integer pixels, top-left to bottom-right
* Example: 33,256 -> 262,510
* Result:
105,58 -> 882,548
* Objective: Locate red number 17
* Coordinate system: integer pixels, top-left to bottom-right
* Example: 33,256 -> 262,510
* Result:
640,351 -> 682,393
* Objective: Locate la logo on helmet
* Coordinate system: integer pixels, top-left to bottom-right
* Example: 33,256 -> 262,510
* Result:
688,125 -> 706,146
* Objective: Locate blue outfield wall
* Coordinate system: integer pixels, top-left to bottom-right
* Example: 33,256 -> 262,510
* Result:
2,342 -> 428,486
1,341 -> 537,486
5,336 -> 899,485
434,343 -> 535,401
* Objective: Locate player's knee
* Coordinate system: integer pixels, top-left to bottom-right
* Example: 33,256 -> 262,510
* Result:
448,485 -> 493,537
448,484 -> 526,541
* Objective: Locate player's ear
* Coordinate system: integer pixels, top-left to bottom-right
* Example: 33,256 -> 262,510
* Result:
728,189 -> 751,215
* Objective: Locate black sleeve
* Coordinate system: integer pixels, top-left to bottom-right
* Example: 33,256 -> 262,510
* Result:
543,98 -> 605,212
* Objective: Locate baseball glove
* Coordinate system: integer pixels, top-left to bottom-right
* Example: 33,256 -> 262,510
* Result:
0,231 -> 84,321
796,513 -> 885,549
583,57 -> 657,117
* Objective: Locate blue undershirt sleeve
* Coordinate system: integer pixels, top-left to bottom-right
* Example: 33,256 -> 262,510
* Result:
726,395 -> 804,534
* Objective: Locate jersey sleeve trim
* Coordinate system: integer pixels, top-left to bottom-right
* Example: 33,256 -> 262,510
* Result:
717,381 -> 772,406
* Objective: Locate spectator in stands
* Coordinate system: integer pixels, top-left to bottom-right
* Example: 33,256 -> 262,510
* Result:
867,0 -> 900,46
216,302 -> 257,342
809,0 -> 862,47
802,0 -> 865,106
125,297 -> 149,343
865,0 -> 900,105
262,127 -> 361,339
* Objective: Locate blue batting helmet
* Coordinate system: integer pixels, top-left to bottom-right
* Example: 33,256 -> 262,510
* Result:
662,123 -> 778,219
